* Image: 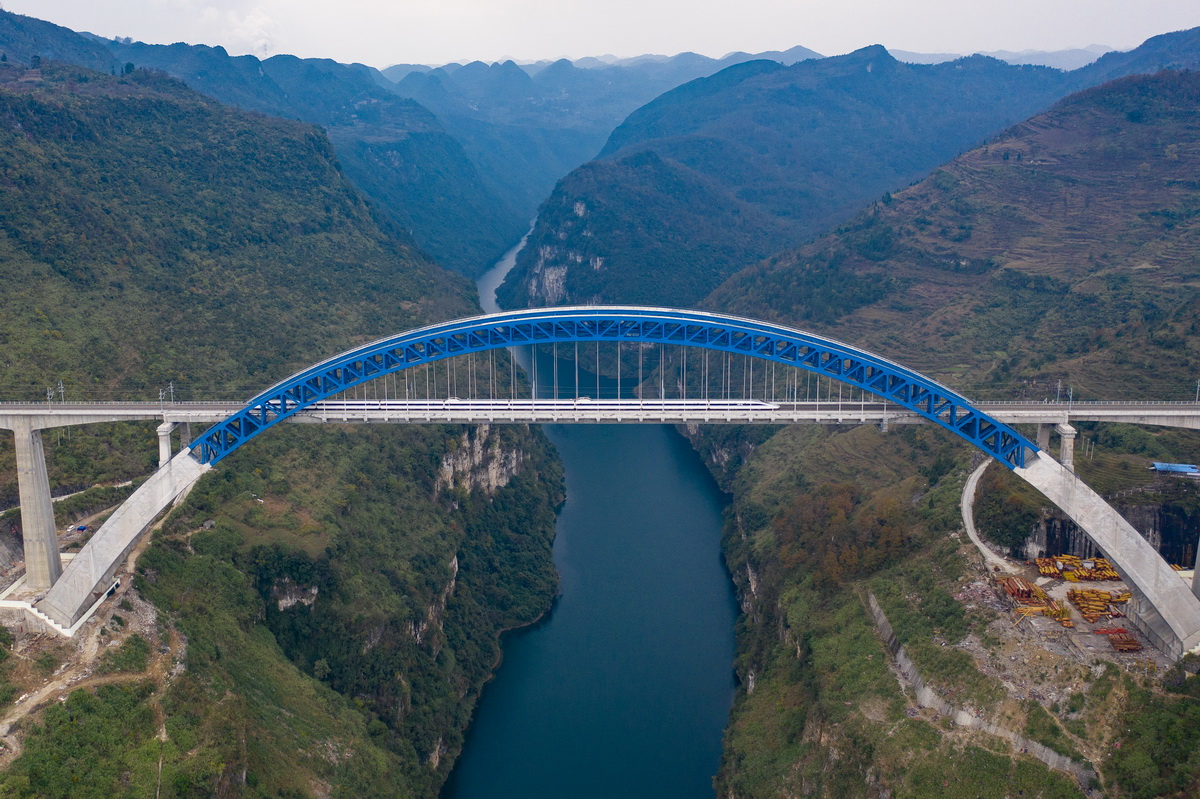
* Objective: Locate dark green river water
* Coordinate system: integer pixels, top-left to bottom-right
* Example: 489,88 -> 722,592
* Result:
442,240 -> 738,797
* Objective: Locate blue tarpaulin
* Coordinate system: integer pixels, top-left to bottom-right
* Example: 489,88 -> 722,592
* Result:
1150,462 -> 1200,475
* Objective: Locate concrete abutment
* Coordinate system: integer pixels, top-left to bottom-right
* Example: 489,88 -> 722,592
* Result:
37,450 -> 209,628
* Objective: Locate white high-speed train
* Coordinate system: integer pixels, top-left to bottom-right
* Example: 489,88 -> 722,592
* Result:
308,398 -> 782,411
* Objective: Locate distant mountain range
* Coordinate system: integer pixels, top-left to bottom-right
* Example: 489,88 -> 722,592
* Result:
0,9 -> 529,276
379,45 -> 824,229
890,44 -> 1112,70
382,44 -> 823,83
0,9 -> 833,278
381,42 -> 1116,79
498,27 -> 1200,309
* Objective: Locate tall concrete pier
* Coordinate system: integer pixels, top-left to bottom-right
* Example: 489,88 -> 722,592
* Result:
10,421 -> 62,591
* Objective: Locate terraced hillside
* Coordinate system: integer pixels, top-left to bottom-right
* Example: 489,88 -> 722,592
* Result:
695,71 -> 1200,799
708,70 -> 1200,398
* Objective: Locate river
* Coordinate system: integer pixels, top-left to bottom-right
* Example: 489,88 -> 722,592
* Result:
442,238 -> 738,797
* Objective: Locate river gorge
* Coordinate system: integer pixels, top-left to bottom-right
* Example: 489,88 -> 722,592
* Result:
442,239 -> 739,797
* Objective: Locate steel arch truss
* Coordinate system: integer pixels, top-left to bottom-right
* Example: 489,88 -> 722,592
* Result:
192,306 -> 1037,468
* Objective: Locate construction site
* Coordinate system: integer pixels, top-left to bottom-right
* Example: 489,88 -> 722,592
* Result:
998,558 -> 1150,660
963,458 -> 1200,674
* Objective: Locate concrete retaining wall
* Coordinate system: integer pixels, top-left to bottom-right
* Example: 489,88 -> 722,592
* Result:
866,591 -> 1095,786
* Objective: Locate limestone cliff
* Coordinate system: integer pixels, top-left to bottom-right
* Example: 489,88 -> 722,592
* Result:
436,424 -> 526,497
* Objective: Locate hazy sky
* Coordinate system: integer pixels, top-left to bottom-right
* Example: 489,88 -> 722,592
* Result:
4,0 -> 1198,67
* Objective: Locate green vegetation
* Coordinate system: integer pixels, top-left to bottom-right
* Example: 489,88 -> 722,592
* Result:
0,59 -> 565,797
700,70 -> 1200,798
496,150 -> 795,308
0,682 -> 160,798
1106,673 -> 1200,798
872,568 -> 1006,711
0,56 -> 474,511
974,467 -> 1041,550
894,746 -> 1084,799
74,423 -> 562,795
0,61 -> 471,400
704,421 -> 1081,797
97,634 -> 150,675
499,37 -> 1200,309
712,71 -> 1200,402
0,9 -> 529,276
1024,701 -> 1083,761
0,626 -> 17,707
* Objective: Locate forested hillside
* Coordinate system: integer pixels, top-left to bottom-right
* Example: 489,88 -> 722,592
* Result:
100,39 -> 526,277
0,62 -> 469,400
0,61 -> 563,797
0,9 -> 527,276
693,71 -> 1200,798
499,29 -> 1200,309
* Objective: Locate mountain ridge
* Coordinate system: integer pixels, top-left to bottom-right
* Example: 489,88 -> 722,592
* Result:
704,68 -> 1200,399
0,9 -> 526,277
498,27 -> 1200,310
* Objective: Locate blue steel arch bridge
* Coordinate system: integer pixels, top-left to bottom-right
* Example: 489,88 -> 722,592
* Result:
193,306 -> 1034,470
2,306 -> 1199,657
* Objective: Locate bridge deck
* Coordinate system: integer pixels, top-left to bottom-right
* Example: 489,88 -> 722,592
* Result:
3,400 -> 1200,429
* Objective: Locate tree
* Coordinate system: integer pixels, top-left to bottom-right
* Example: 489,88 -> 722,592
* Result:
975,471 -> 1040,550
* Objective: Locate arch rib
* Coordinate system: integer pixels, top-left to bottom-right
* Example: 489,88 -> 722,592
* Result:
191,306 -> 1037,468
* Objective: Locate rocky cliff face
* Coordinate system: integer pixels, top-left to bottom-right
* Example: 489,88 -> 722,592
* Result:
271,577 -> 319,611
524,245 -> 573,306
436,424 -> 526,497
409,555 -> 458,648
679,422 -> 775,488
1024,497 -> 1200,567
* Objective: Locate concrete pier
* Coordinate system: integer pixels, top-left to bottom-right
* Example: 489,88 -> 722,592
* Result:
1055,423 -> 1076,473
157,421 -> 175,468
10,421 -> 62,592
1193,541 -> 1200,602
1037,422 -> 1052,450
